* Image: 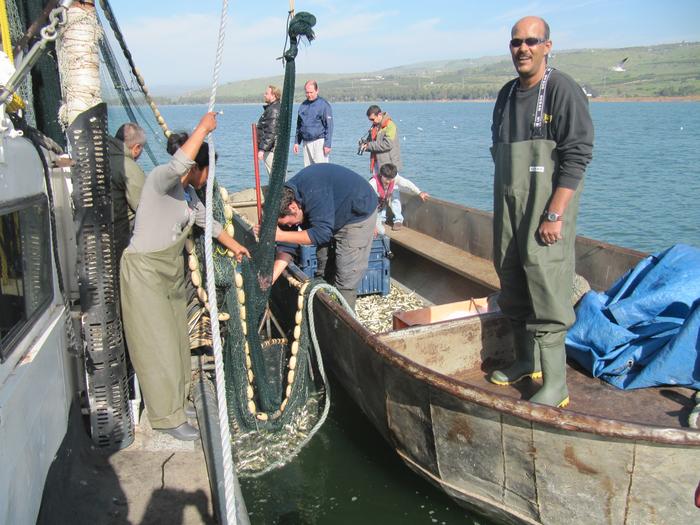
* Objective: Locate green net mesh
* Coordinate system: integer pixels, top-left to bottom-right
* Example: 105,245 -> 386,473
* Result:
96,2 -> 169,172
201,13 -> 319,436
95,1 -> 322,471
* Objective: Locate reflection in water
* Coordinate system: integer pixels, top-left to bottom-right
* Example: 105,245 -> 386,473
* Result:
240,374 -> 481,525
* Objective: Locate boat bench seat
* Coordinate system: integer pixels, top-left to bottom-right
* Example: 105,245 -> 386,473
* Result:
387,226 -> 500,291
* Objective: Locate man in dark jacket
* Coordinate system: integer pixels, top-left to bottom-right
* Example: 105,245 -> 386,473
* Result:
293,80 -> 333,166
269,164 -> 376,309
256,85 -> 281,175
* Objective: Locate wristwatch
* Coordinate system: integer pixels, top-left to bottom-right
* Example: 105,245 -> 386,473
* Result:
543,210 -> 563,222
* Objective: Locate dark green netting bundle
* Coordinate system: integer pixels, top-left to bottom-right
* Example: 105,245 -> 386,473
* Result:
190,13 -> 320,445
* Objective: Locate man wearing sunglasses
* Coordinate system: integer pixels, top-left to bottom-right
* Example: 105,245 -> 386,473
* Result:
488,16 -> 594,408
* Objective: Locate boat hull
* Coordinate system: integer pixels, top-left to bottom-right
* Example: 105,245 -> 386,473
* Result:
306,295 -> 700,524
245,190 -> 700,524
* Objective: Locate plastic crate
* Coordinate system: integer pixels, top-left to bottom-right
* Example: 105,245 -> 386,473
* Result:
297,243 -> 318,276
295,236 -> 390,296
357,256 -> 390,296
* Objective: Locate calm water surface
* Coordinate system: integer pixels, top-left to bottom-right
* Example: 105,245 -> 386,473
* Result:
148,101 -> 700,253
142,101 -> 699,524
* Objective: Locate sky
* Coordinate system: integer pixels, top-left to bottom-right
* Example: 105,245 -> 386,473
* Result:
108,0 -> 700,90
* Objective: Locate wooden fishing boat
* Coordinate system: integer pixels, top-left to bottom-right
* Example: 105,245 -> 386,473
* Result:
233,190 -> 700,524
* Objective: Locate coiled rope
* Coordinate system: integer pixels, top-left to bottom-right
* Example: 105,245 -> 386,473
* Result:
203,1 -> 239,524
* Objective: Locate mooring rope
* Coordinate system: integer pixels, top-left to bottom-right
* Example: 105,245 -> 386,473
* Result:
282,282 -> 339,455
56,4 -> 102,127
203,1 -> 239,524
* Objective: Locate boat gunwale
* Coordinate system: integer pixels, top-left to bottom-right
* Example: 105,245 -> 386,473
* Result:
403,193 -> 649,261
309,285 -> 700,446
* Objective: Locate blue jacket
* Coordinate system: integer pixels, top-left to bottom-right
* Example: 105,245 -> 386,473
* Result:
286,164 -> 375,245
295,97 -> 333,148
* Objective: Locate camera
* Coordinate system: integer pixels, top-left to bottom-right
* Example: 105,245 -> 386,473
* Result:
357,136 -> 369,155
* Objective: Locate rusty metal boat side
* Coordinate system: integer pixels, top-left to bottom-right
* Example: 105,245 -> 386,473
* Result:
236,190 -> 700,524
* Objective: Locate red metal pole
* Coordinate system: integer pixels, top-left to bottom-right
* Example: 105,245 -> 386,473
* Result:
251,123 -> 263,224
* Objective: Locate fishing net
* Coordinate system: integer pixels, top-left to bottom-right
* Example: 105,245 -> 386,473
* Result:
93,1 -> 324,472
189,14 -> 326,464
3,0 -> 35,126
96,1 -> 168,172
157,12 -> 327,474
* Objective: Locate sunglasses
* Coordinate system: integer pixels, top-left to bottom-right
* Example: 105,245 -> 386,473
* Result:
510,37 -> 547,48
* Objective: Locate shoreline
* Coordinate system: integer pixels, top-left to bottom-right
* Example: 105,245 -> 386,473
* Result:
589,95 -> 700,103
391,95 -> 700,103
159,95 -> 700,106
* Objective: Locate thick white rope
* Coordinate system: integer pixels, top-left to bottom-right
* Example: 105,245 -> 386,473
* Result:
56,4 -> 102,127
203,1 -> 238,524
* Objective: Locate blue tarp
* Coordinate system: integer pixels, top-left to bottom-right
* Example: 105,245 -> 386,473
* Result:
566,244 -> 700,390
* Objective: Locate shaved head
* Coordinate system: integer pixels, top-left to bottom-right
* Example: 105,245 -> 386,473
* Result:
511,16 -> 550,41
509,16 -> 552,88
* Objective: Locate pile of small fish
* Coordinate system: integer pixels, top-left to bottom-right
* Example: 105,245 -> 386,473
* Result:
355,284 -> 425,333
231,391 -> 322,476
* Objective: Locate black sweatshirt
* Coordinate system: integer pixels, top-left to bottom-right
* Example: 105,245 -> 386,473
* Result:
491,69 -> 594,190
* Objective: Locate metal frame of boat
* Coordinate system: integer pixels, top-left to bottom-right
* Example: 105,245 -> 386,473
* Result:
233,190 -> 700,524
0,3 -> 246,523
0,125 -> 77,524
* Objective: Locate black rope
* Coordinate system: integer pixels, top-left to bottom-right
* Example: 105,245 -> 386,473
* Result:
224,11 -> 317,420
98,35 -> 160,165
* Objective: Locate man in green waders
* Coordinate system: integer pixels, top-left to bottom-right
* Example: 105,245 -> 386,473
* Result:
488,16 -> 594,407
121,113 -> 250,440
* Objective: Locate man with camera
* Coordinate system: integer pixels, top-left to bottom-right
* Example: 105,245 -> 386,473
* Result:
359,105 -> 406,230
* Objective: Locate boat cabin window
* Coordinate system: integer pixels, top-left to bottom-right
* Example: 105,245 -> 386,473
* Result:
0,195 -> 53,362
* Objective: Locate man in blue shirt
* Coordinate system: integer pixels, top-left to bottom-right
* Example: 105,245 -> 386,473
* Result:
271,164 -> 376,309
293,80 -> 333,166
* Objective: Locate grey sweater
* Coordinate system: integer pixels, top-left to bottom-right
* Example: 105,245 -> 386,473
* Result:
128,149 -> 222,253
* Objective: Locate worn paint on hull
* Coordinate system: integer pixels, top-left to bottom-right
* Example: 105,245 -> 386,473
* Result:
237,190 -> 700,524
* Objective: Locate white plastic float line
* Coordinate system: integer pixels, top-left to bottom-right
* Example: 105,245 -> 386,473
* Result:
241,281 -> 346,479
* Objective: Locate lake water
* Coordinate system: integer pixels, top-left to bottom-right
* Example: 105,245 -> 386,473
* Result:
148,101 -> 700,524
150,101 -> 700,254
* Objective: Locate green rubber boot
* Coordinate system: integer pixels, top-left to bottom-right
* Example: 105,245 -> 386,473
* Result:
489,324 -> 542,385
529,332 -> 569,407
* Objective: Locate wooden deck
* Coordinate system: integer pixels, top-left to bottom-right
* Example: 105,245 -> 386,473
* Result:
387,226 -> 500,291
381,221 -> 695,432
454,360 -> 696,430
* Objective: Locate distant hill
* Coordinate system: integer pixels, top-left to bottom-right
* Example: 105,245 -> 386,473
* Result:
167,42 -> 700,104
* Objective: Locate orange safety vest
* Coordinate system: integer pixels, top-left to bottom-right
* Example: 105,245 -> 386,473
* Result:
369,116 -> 393,175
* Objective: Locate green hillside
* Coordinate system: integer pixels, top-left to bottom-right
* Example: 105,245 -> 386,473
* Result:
170,42 -> 700,103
